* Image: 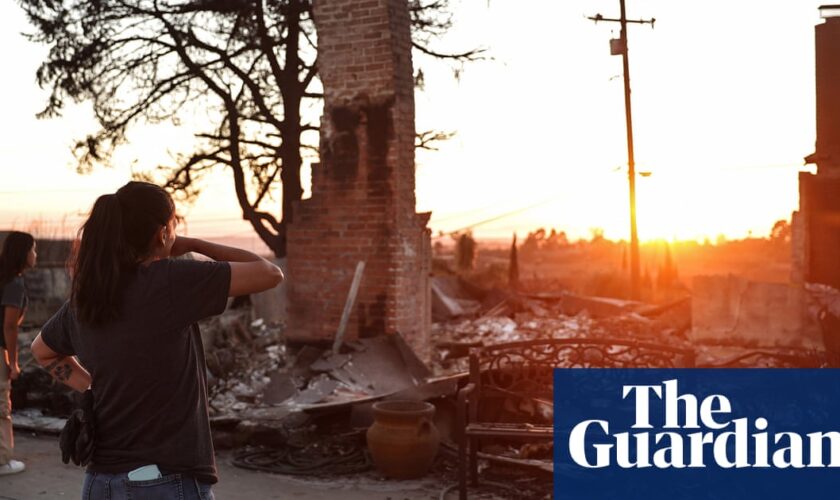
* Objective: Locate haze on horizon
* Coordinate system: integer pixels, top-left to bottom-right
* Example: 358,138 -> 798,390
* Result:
0,1 -> 825,245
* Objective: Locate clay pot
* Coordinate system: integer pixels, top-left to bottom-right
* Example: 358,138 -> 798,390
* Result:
366,400 -> 440,479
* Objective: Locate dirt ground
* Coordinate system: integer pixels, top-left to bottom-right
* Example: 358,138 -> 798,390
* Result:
0,433 -> 451,500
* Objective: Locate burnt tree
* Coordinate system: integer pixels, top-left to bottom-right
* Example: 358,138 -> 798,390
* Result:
20,0 -> 483,256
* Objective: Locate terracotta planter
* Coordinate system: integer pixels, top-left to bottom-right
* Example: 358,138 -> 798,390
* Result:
366,400 -> 440,479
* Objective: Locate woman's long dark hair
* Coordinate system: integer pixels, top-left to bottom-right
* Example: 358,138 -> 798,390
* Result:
0,231 -> 35,284
71,181 -> 174,326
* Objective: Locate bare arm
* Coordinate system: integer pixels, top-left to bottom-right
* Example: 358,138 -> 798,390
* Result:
172,236 -> 284,296
179,237 -> 264,263
30,333 -> 91,393
3,306 -> 21,380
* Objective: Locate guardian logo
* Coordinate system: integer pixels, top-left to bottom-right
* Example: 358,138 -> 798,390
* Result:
554,369 -> 840,499
569,379 -> 840,469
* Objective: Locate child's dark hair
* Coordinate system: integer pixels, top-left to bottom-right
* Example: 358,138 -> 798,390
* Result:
0,231 -> 35,284
71,181 -> 174,326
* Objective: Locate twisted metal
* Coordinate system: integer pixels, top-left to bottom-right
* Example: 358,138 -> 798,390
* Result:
233,441 -> 371,476
475,338 -> 694,394
698,349 -> 840,368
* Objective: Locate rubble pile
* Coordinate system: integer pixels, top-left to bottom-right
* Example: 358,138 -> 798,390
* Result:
431,292 -> 693,375
198,308 -> 436,449
11,328 -> 75,418
202,313 -> 288,415
12,275 -> 832,497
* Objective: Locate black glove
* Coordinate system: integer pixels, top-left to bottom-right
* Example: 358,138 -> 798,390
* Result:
60,389 -> 95,466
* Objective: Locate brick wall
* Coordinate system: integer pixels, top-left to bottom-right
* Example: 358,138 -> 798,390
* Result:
795,13 -> 840,289
796,172 -> 840,290
286,0 -> 431,359
815,16 -> 840,170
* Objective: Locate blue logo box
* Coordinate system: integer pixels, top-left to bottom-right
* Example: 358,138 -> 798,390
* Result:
554,369 -> 840,499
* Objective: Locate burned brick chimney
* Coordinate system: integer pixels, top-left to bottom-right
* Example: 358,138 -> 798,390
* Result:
794,5 -> 840,288
808,5 -> 840,170
285,0 -> 432,358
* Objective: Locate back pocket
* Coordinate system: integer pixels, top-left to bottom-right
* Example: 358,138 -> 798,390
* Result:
124,474 -> 184,500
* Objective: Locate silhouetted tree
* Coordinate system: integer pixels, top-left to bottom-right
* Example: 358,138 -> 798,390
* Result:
520,228 -> 545,256
642,266 -> 653,300
19,0 -> 484,256
508,232 -> 519,289
621,244 -> 628,271
544,228 -> 568,251
770,219 -> 791,244
656,244 -> 678,289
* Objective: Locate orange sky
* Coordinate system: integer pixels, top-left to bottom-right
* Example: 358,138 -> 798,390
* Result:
0,1 -> 827,244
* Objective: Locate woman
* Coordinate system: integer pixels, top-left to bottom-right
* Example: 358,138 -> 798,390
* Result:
0,231 -> 37,476
30,181 -> 283,499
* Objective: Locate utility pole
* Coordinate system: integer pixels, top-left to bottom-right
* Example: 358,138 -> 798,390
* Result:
588,1 -> 654,301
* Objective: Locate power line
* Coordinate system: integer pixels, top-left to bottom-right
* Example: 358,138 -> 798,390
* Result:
431,196 -> 562,239
427,198 -> 538,224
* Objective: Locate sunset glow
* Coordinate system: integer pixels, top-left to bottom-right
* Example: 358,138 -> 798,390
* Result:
0,0 -> 827,244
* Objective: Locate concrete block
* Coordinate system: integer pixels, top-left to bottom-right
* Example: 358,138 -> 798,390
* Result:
23,266 -> 71,326
691,275 -> 824,349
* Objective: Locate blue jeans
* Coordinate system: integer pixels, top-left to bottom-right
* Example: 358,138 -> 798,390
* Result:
82,471 -> 214,500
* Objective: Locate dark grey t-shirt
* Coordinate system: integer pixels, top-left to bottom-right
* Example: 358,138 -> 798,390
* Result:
1,276 -> 28,349
40,258 -> 230,484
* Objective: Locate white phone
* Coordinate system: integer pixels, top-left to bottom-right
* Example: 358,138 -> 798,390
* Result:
127,464 -> 162,481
